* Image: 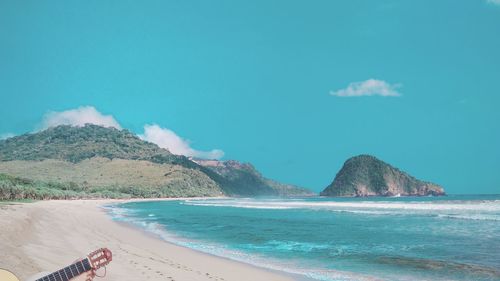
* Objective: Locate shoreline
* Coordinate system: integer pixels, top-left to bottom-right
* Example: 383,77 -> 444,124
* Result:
0,199 -> 301,281
108,208 -> 312,281
103,199 -> 312,281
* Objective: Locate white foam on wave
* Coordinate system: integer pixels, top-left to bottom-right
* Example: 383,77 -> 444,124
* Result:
182,199 -> 500,221
181,201 -> 295,209
102,204 -> 137,219
243,240 -> 331,252
183,199 -> 500,211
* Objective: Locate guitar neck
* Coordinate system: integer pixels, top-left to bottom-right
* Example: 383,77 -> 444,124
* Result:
35,258 -> 92,281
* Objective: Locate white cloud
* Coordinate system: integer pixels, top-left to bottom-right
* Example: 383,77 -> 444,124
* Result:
139,124 -> 224,160
40,106 -> 122,130
330,79 -> 402,97
0,133 -> 15,140
487,0 -> 500,6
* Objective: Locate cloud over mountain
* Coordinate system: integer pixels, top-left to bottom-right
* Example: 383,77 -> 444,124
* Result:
40,106 -> 122,130
139,124 -> 224,160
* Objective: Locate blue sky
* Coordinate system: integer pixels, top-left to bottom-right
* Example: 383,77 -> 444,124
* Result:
1,0 -> 499,194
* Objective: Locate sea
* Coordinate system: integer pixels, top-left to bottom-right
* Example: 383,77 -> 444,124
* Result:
106,195 -> 500,281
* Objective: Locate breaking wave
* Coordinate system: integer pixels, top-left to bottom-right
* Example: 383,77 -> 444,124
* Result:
182,198 -> 500,221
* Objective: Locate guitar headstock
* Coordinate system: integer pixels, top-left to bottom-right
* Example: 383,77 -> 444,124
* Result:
87,248 -> 112,270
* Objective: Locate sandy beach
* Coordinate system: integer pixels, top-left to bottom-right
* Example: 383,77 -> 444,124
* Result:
0,200 -> 297,281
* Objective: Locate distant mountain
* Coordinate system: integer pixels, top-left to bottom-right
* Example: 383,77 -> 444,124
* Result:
320,155 -> 445,197
0,125 -> 312,199
193,159 -> 314,197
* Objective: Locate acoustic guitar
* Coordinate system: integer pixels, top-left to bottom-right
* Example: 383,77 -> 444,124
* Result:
0,248 -> 112,281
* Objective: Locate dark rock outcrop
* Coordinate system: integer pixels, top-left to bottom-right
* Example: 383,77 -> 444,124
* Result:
320,155 -> 445,197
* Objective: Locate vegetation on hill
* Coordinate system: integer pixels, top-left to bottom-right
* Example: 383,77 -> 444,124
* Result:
320,155 -> 445,197
0,158 -> 224,199
0,124 -> 185,164
0,167 -> 223,200
0,173 -> 110,200
0,125 -> 312,199
194,159 -> 314,196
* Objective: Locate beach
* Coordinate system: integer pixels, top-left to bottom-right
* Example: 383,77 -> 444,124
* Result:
0,200 -> 296,281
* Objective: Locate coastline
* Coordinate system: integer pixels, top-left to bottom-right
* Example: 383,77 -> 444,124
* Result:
0,199 -> 300,281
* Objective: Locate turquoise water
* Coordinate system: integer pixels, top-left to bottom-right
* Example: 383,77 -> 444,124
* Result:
107,195 -> 500,281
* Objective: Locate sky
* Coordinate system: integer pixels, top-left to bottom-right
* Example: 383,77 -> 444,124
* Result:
1,0 -> 499,194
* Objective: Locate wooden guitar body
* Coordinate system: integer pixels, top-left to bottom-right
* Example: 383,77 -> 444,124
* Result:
26,272 -> 52,281
0,269 -> 20,281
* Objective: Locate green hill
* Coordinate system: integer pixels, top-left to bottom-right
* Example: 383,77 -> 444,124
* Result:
0,125 -> 312,199
320,155 -> 445,197
0,124 -> 186,164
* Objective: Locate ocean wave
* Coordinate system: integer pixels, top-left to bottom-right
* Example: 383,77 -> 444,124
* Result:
181,201 -> 295,209
102,204 -> 137,220
242,240 -> 331,253
183,199 -> 500,211
435,214 -> 500,221
182,199 -> 500,221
